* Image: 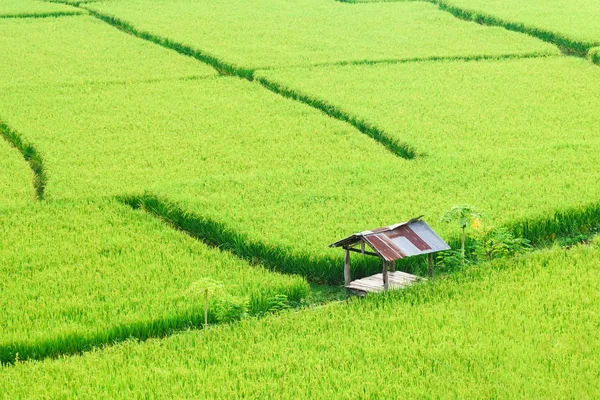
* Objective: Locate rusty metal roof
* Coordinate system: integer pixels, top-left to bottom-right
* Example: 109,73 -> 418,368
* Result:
329,217 -> 450,262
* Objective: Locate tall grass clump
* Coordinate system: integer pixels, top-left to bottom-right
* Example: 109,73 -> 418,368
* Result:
508,202 -> 600,246
590,47 -> 600,66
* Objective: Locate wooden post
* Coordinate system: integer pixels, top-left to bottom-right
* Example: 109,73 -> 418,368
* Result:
382,259 -> 389,291
428,253 -> 433,278
344,247 -> 351,286
390,260 -> 396,272
361,241 -> 365,256
204,289 -> 209,327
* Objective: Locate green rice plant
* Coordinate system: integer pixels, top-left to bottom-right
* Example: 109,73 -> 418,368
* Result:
0,16 -> 215,89
84,9 -> 251,80
84,0 -> 557,70
2,243 -> 599,397
0,134 -> 35,209
0,200 -> 308,364
0,0 -> 81,18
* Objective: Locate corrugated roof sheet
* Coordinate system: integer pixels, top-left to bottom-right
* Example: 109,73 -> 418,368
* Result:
330,218 -> 450,262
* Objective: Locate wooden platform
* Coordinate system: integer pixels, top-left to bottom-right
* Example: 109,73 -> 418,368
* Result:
346,271 -> 422,294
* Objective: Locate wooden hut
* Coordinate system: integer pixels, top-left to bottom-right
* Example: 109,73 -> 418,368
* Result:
330,217 -> 450,294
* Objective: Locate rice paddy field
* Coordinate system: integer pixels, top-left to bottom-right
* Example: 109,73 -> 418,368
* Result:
0,0 -> 81,18
0,139 -> 34,209
1,0 -> 599,397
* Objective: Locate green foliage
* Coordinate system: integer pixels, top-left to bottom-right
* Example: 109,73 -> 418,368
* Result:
3,244 -> 600,397
441,205 -> 482,229
475,227 -> 531,261
265,294 -> 291,314
189,278 -> 225,298
0,134 -> 34,209
436,248 -> 465,272
214,296 -> 250,324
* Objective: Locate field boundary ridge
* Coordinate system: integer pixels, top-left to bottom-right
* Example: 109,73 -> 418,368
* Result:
0,11 -> 84,19
0,122 -> 46,200
122,194 -> 600,281
254,76 -> 418,159
336,0 -> 599,62
270,52 -> 559,70
589,47 -> 600,66
120,194 -> 352,284
0,292 -> 302,366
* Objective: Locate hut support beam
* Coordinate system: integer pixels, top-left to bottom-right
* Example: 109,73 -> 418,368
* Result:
382,260 -> 389,291
344,248 -> 351,286
428,253 -> 433,278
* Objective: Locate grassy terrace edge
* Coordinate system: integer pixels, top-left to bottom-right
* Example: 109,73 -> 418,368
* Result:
83,9 -> 252,79
0,11 -> 84,19
123,194 -> 600,281
290,52 -> 558,69
0,287 -> 305,366
0,122 -> 46,200
337,0 -> 599,60
255,76 -> 418,159
431,0 -> 597,57
120,194 -> 353,284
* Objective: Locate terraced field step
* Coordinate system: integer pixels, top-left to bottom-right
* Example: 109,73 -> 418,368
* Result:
0,200 -> 308,364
